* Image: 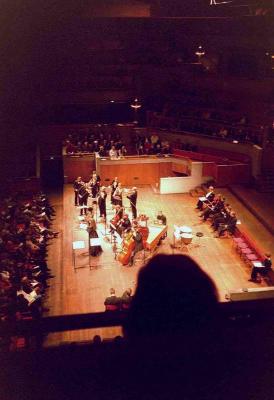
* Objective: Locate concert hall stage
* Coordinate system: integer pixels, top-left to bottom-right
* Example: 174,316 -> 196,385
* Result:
44,184 -> 274,345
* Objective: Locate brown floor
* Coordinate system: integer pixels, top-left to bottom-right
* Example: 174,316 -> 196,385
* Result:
44,185 -> 274,346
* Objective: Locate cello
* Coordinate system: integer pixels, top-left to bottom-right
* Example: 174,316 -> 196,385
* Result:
117,230 -> 135,265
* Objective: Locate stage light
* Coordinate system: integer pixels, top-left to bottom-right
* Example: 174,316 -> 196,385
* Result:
130,98 -> 142,110
195,45 -> 205,58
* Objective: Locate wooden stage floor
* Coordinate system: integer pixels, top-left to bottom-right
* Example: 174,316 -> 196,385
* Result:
44,185 -> 274,346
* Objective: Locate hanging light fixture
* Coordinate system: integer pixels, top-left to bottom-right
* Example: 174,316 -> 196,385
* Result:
195,45 -> 205,58
130,98 -> 142,124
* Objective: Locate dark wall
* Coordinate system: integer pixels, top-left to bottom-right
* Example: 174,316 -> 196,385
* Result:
0,1 -> 273,184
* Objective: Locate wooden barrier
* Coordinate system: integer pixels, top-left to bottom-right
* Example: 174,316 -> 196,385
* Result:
63,155 -> 96,182
97,156 -> 174,186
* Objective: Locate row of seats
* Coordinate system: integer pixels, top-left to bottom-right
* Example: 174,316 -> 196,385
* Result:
232,228 -> 272,282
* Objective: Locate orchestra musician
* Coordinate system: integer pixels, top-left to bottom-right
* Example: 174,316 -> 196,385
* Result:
111,177 -> 119,206
126,187 -> 138,219
113,182 -> 123,207
86,215 -> 102,256
78,183 -> 90,215
85,207 -> 94,224
129,226 -> 144,266
73,176 -> 82,206
156,210 -> 167,225
97,187 -> 107,220
89,171 -> 101,198
110,205 -> 124,234
156,210 -> 167,239
116,214 -> 131,237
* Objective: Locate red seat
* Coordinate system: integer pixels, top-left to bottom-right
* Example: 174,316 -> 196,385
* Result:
237,242 -> 248,249
240,248 -> 253,259
233,237 -> 244,244
105,304 -> 120,311
121,303 -> 130,310
245,254 -> 258,265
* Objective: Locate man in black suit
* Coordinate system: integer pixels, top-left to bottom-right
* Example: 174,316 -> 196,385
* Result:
157,210 -> 167,225
250,253 -> 272,282
127,187 -> 138,219
78,183 -> 89,215
129,228 -> 144,266
216,211 -> 237,237
97,187 -> 107,219
73,176 -> 82,206
104,288 -> 121,310
196,186 -> 215,211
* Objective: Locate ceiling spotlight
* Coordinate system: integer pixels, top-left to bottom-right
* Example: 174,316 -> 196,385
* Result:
195,45 -> 205,57
130,98 -> 142,110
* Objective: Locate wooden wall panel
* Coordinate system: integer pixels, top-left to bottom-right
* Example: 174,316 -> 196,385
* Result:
202,163 -> 216,179
172,162 -> 188,174
216,164 -> 251,186
159,162 -> 173,177
100,163 -> 161,186
63,157 -> 96,182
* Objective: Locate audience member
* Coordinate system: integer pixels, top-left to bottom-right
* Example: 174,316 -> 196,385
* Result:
250,253 -> 272,282
0,192 -> 56,324
123,254 -> 219,341
104,288 -> 121,310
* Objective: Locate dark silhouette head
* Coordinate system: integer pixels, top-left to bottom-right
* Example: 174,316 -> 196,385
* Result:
123,254 -> 218,339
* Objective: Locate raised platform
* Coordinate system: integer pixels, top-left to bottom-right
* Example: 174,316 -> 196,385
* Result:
229,185 -> 274,235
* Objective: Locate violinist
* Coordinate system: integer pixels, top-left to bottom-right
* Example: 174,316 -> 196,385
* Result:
111,177 -> 119,206
89,171 -> 101,198
78,183 -> 90,215
73,176 -> 82,206
97,187 -> 107,220
115,204 -> 124,220
126,187 -> 138,219
113,182 -> 123,207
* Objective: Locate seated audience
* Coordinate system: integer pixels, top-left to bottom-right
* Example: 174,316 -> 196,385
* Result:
215,211 -> 237,237
196,186 -> 215,211
104,288 -> 121,311
0,192 -> 56,328
200,194 -> 224,221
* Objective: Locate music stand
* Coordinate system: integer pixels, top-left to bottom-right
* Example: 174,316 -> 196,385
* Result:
72,240 -> 86,271
89,238 -> 102,269
194,232 -> 204,248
